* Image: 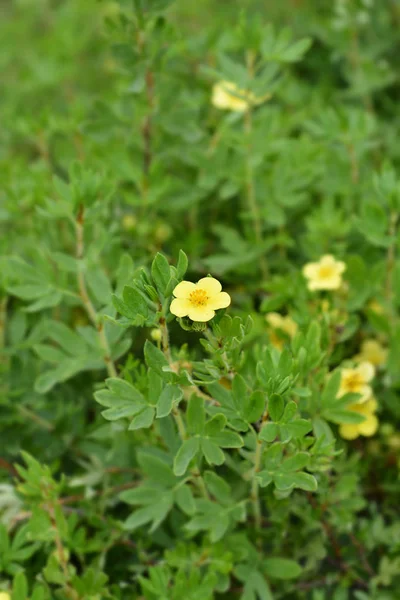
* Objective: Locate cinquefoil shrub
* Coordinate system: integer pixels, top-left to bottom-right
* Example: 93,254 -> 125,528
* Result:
1,1 -> 400,598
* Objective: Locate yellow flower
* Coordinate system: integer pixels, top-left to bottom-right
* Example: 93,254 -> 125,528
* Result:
211,80 -> 270,112
356,339 -> 387,367
0,593 -> 11,600
266,312 -> 297,350
302,255 -> 346,291
339,397 -> 379,440
338,361 -> 375,403
170,277 -> 231,322
367,299 -> 385,314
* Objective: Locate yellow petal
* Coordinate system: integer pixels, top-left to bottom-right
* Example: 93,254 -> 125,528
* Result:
358,413 -> 378,437
320,254 -> 336,265
197,277 -> 222,295
207,291 -> 231,310
170,298 -> 191,318
266,312 -> 283,328
365,397 -> 378,412
173,281 -> 196,298
357,361 -> 375,383
187,306 -> 215,322
339,423 -> 360,440
302,263 -> 319,279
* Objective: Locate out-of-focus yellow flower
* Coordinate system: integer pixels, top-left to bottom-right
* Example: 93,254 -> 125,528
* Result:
387,434 -> 400,450
122,214 -> 137,231
266,312 -> 297,350
154,223 -> 172,243
338,362 -> 375,403
211,80 -> 270,112
0,593 -> 11,600
170,277 -> 230,322
339,397 -> 378,440
367,299 -> 385,314
150,328 -> 162,342
356,339 -> 387,367
302,255 -> 346,291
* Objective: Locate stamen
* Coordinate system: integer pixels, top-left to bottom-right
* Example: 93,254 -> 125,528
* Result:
189,289 -> 208,307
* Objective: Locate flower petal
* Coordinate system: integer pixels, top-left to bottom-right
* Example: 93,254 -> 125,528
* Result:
173,281 -> 196,298
197,277 -> 222,295
357,361 -> 375,382
187,306 -> 215,322
170,298 -> 191,318
302,263 -> 319,279
358,413 -> 378,437
208,291 -> 231,310
339,423 -> 360,440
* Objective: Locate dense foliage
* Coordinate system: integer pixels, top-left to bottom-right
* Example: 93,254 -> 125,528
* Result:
1,0 -> 400,598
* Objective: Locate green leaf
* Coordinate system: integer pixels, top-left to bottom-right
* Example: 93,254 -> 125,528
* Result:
321,370 -> 341,407
268,394 -> 284,422
286,419 -> 312,438
173,438 -> 200,476
201,438 -> 225,466
144,340 -> 170,378
122,285 -> 150,319
176,250 -> 189,279
137,453 -> 176,487
243,390 -> 265,423
264,558 -> 302,580
204,471 -> 231,505
174,484 -> 196,516
204,414 -> 226,436
290,472 -> 318,492
151,253 -> 171,296
282,452 -> 309,472
128,407 -> 155,430
12,571 -> 28,600
156,385 -> 183,418
187,395 -> 205,435
259,422 -> 279,442
210,430 -> 244,448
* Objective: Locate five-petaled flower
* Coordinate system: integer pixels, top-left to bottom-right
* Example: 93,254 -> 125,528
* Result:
170,277 -> 231,322
339,397 -> 379,440
266,312 -> 298,350
338,362 -> 375,404
302,255 -> 346,291
211,80 -> 270,112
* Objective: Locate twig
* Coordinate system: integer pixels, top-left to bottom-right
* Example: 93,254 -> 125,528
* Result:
385,211 -> 398,312
251,409 -> 269,530
75,205 -> 117,378
244,52 -> 268,280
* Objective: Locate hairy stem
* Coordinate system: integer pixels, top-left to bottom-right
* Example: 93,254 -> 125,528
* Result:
75,206 -> 117,378
244,53 -> 268,279
385,211 -> 398,312
251,409 -> 269,530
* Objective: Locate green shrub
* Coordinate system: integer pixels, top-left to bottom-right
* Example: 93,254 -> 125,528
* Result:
1,1 -> 400,598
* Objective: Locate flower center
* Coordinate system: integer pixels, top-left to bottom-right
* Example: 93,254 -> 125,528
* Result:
344,374 -> 362,392
318,265 -> 335,279
189,288 -> 209,307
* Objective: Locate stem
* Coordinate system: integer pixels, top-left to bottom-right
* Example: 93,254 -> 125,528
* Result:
172,407 -> 187,440
75,206 -> 117,378
385,211 -> 398,312
142,68 -> 154,201
0,297 -> 7,351
251,438 -> 263,530
251,409 -> 269,530
159,316 -> 173,364
244,53 -> 268,279
17,405 -> 54,431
